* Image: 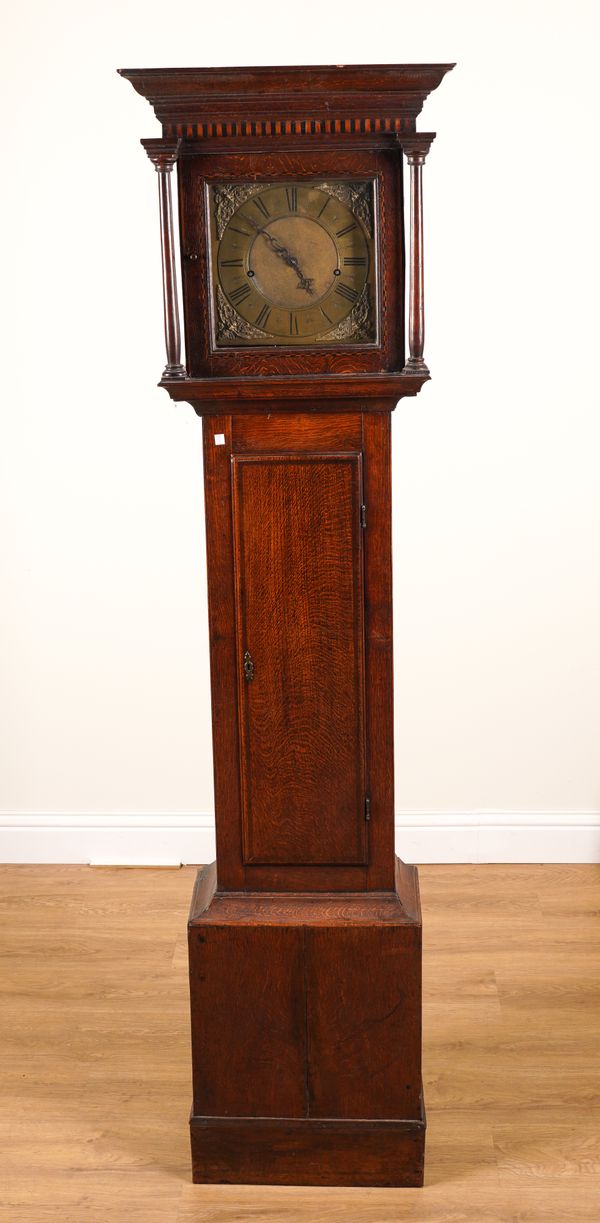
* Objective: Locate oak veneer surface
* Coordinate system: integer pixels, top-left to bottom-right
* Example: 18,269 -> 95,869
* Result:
189,924 -> 306,1118
1,863 -> 599,1221
204,410 -> 395,894
232,452 -> 366,866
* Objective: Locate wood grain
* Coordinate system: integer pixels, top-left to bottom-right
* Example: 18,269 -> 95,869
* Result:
202,410 -> 400,894
162,373 -> 429,414
362,411 -> 396,889
305,924 -> 422,1119
189,1115 -> 424,1187
201,415 -> 244,891
1,863 -> 598,1218
231,452 -> 366,866
118,64 -> 455,131
232,412 -> 362,453
187,859 -> 423,1181
188,924 -> 306,1118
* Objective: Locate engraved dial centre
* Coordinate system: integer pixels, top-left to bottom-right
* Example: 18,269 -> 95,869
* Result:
249,218 -> 338,308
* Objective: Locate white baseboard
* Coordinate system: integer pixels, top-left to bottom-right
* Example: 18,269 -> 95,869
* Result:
397,811 -> 600,864
0,811 -> 599,865
0,814 -> 213,867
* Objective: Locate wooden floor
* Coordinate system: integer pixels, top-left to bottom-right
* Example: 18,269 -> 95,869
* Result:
1,864 -> 599,1221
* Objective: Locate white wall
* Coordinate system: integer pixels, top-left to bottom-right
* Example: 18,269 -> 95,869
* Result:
1,0 -> 599,863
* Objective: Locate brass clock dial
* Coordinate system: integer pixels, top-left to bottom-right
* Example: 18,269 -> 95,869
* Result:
209,182 -> 377,346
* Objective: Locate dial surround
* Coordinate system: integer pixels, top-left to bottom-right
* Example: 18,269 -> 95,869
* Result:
209,181 -> 377,347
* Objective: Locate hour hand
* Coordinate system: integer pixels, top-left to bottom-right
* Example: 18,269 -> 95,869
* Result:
285,258 -> 314,295
285,254 -> 314,294
279,252 -> 314,295
250,219 -> 315,294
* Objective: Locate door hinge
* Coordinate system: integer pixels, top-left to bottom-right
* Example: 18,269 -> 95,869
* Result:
364,796 -> 371,822
360,504 -> 367,529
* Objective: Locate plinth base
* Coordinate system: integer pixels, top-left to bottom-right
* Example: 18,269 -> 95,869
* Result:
190,1111 -> 425,1187
188,858 -> 424,1187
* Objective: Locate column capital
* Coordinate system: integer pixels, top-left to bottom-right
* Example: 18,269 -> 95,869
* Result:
141,137 -> 182,172
396,133 -> 436,165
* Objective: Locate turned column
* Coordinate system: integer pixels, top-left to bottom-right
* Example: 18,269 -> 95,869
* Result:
399,134 -> 435,377
142,138 -> 186,379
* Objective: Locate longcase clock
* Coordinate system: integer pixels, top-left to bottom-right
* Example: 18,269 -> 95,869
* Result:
119,62 -> 454,1188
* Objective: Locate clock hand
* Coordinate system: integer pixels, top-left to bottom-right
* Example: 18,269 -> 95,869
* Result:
246,216 -> 314,294
258,228 -> 315,294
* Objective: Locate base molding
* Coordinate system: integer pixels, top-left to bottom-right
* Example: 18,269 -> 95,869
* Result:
189,1111 -> 426,1187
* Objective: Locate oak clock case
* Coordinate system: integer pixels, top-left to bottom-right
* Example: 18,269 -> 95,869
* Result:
208,180 -> 378,346
118,61 -> 454,1190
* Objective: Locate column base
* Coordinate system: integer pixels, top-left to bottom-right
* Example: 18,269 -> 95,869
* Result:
401,356 -> 430,375
190,1109 -> 425,1187
161,363 -> 187,379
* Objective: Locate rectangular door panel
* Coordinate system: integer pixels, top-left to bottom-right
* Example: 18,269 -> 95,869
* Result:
232,452 -> 367,866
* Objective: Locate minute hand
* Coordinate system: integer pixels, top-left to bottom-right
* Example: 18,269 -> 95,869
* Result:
249,218 -> 314,294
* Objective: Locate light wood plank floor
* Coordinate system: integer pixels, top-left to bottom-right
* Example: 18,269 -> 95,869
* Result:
1,864 -> 599,1222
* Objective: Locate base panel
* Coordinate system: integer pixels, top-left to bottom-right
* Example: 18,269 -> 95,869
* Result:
188,858 -> 424,1186
190,1113 -> 425,1187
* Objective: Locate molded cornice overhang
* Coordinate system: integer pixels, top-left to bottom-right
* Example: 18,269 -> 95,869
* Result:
117,64 -> 455,137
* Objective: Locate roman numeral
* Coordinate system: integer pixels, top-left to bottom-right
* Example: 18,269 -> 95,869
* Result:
285,187 -> 298,212
336,222 -> 358,237
255,304 -> 271,329
335,282 -> 359,303
317,197 -> 330,218
289,313 -> 299,336
229,226 -> 250,236
253,196 -> 270,219
229,283 -> 252,305
220,259 -> 244,267
343,256 -> 366,266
